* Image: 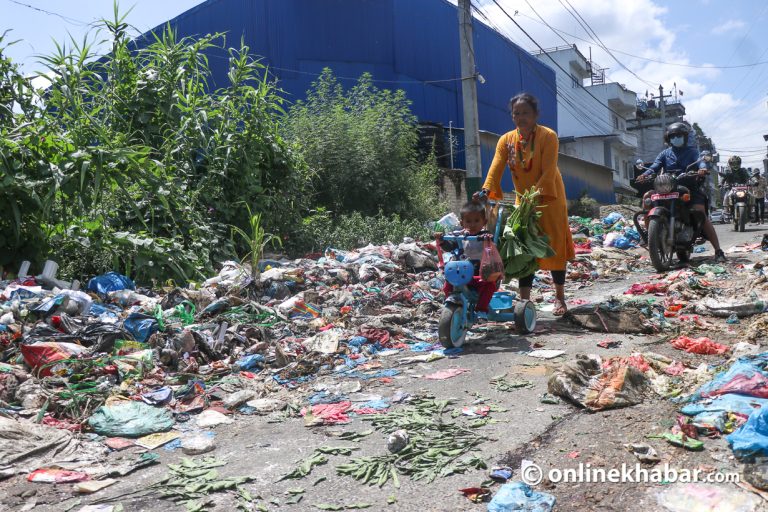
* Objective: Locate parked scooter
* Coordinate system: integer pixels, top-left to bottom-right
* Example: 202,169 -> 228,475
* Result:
633,153 -> 714,272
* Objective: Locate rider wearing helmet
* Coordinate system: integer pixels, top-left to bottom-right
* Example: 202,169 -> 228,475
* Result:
720,155 -> 751,220
638,122 -> 726,262
720,155 -> 749,189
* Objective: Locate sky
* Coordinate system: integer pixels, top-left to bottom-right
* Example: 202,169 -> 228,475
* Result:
2,0 -> 768,169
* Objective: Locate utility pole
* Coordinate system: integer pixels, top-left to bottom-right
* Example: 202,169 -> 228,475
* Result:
649,85 -> 673,144
458,0 -> 482,199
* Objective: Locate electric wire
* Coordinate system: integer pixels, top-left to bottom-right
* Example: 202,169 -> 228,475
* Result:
558,0 -> 654,87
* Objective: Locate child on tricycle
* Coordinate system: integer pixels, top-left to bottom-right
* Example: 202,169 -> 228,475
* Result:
435,201 -> 499,317
434,198 -> 535,348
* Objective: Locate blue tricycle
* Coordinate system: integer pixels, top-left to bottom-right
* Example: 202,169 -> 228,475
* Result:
435,202 -> 537,349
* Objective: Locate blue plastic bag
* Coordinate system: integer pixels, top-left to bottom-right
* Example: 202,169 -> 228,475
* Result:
613,236 -> 633,250
123,313 -> 158,343
487,481 -> 556,512
234,354 -> 265,371
624,228 -> 641,241
87,272 -> 135,296
727,408 -> 768,459
602,212 -> 623,226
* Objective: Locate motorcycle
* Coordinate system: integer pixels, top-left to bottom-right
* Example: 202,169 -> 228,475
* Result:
728,184 -> 752,232
632,153 -> 714,272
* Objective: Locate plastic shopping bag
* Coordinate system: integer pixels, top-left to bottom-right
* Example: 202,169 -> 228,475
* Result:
480,238 -> 504,282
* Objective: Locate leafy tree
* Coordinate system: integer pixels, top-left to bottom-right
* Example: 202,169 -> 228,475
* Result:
283,69 -> 442,220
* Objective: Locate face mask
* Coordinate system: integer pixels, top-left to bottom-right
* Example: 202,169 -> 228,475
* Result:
670,136 -> 684,148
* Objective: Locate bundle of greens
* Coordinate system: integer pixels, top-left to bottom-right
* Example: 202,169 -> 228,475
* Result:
499,188 -> 555,279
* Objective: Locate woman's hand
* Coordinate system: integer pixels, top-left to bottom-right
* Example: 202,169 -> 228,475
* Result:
472,189 -> 489,202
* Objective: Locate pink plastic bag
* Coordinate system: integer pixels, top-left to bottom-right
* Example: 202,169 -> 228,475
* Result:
479,238 -> 503,282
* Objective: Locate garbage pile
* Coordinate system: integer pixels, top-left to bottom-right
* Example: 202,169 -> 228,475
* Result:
570,211 -> 643,252
0,242 -> 458,488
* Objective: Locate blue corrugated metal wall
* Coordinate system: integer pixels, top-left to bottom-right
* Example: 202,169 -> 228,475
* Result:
146,0 -> 559,196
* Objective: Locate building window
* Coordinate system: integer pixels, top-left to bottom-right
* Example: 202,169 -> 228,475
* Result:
614,156 -> 620,174
613,115 -> 619,130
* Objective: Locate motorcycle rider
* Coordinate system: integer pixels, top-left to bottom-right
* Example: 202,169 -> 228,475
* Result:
637,122 -> 726,262
720,155 -> 749,214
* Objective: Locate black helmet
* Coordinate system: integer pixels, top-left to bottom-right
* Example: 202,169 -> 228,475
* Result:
664,122 -> 689,145
728,155 -> 742,170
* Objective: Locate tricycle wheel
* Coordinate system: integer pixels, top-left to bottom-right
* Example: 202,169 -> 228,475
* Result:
438,304 -> 466,349
514,300 -> 537,334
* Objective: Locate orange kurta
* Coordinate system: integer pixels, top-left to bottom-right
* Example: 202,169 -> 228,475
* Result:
482,125 -> 574,271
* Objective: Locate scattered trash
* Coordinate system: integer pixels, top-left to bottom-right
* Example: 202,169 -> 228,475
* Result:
181,433 -> 217,455
74,478 -> 118,493
424,368 -> 470,380
528,350 -> 566,360
624,443 -> 661,464
548,355 -> 649,411
727,408 -> 768,460
28,468 -> 90,483
387,429 -> 409,453
597,338 -> 621,349
487,481 -> 556,512
196,409 -> 234,428
670,336 -> 730,355
491,375 -> 533,391
648,432 -> 704,451
88,401 -> 174,437
134,431 -> 180,449
460,486 -> 492,503
489,466 -> 513,482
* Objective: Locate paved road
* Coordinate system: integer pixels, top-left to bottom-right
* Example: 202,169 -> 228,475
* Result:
5,222 -> 767,512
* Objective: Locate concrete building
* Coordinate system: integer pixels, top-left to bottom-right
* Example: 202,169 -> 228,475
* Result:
533,45 -> 638,196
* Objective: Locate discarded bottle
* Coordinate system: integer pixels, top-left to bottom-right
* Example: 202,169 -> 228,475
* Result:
726,313 -> 740,324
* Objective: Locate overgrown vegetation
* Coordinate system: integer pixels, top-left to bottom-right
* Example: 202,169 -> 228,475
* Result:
568,192 -> 600,218
0,8 -> 445,284
282,69 -> 444,253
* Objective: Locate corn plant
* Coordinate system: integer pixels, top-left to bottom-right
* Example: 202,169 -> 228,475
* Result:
231,204 -> 282,281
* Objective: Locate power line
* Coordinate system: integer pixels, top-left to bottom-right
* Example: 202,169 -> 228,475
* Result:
557,0 -> 654,88
487,0 -> 628,121
474,1 -> 615,136
5,0 -> 90,26
523,0 -> 570,47
512,8 -> 768,70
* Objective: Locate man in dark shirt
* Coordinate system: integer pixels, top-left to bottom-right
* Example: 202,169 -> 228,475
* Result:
638,122 -> 725,262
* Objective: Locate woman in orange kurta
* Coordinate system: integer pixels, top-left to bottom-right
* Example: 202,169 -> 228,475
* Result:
479,93 -> 574,316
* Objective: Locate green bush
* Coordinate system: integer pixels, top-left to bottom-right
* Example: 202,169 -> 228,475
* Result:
0,12 -> 305,283
288,209 -> 432,255
283,69 -> 444,223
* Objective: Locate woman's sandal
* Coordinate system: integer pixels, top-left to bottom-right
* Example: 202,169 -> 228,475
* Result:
553,299 -> 568,317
